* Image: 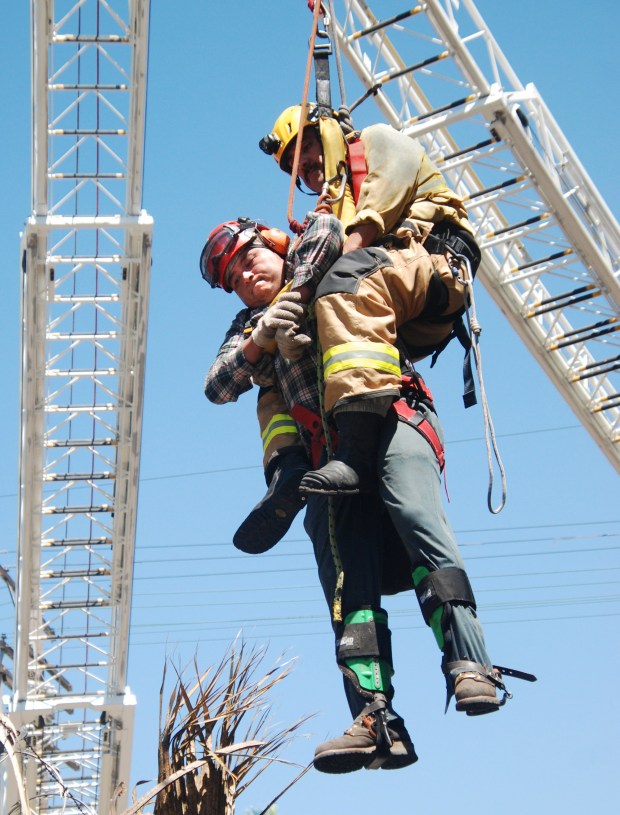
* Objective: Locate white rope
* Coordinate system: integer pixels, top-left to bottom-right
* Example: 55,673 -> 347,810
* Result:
459,257 -> 508,514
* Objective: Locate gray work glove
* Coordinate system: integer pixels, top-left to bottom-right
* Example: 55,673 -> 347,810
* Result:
252,290 -> 307,351
275,325 -> 312,360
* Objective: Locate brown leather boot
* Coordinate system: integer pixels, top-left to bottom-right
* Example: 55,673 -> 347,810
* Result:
313,709 -> 417,774
452,662 -> 504,715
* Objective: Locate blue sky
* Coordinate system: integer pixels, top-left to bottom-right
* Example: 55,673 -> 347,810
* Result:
1,2 -> 619,813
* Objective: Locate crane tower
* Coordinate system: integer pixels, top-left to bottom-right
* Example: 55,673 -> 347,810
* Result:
5,1 -> 152,813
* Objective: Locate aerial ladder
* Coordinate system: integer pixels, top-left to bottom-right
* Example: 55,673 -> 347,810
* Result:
329,0 -> 619,472
3,1 -> 152,814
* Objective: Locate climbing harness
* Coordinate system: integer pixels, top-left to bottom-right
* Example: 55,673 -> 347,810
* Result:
392,373 -> 445,471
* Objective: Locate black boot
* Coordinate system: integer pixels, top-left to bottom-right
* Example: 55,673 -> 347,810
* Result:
298,411 -> 384,496
233,446 -> 309,554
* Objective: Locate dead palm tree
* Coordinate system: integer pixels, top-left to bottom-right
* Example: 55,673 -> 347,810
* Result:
123,638 -> 312,815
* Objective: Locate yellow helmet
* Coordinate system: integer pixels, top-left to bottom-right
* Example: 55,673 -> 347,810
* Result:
260,103 -> 359,228
259,103 -> 321,170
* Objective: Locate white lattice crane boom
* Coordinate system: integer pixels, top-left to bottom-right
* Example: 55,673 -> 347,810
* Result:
5,2 -> 152,813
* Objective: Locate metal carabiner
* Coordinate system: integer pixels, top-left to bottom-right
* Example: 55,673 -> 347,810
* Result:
321,161 -> 348,205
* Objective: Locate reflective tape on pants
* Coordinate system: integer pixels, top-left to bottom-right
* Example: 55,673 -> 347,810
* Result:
261,413 -> 298,453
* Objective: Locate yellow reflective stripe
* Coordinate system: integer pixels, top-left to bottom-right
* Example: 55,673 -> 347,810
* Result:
323,342 -> 401,379
323,341 -> 400,364
261,413 -> 298,452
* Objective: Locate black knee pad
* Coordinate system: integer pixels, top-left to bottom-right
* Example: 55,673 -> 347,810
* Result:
414,566 -> 476,626
335,608 -> 394,698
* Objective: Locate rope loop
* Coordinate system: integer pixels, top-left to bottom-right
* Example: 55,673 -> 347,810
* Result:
462,263 -> 508,514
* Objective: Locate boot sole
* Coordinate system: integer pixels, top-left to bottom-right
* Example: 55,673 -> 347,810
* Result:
456,697 -> 500,716
369,742 -> 418,771
314,740 -> 418,774
313,746 -> 375,774
233,482 -> 306,554
298,484 -> 360,496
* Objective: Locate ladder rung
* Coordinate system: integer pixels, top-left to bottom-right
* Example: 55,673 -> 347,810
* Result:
484,212 -> 551,239
42,504 -> 114,514
463,174 -> 527,202
44,439 -> 116,447
53,295 -> 120,303
527,284 -> 600,317
570,355 -> 620,382
351,51 -> 449,111
53,34 -> 129,43
437,136 -> 499,164
43,472 -> 115,482
41,568 -> 110,579
30,661 -> 108,672
37,631 -> 109,640
49,172 -> 125,179
406,93 -> 479,125
37,748 -> 101,760
46,255 -> 133,263
49,129 -> 126,136
44,406 -> 118,414
46,370 -> 118,378
549,319 -> 619,350
351,6 -> 423,39
49,84 -> 128,91
593,397 -> 620,412
40,599 -> 109,610
511,249 -> 573,273
42,537 -> 113,547
46,332 -> 118,340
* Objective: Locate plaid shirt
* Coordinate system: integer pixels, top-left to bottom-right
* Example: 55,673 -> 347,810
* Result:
204,213 -> 343,447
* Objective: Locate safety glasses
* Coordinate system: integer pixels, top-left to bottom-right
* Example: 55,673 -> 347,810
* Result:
200,224 -> 256,291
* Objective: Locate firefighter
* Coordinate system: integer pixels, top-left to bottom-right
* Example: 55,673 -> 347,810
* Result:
202,212 -> 506,775
259,103 -> 481,496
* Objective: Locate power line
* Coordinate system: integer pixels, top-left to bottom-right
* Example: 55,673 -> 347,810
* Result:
127,610 -> 620,648
128,565 -> 620,598
134,518 -> 620,550
128,579 -> 620,612
129,546 -> 620,582
131,532 -> 620,564
0,423 -> 586,500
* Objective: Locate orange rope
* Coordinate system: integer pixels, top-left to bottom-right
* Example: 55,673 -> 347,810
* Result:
287,0 -> 324,233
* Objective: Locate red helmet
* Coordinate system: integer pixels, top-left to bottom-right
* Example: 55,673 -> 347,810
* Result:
199,218 -> 290,292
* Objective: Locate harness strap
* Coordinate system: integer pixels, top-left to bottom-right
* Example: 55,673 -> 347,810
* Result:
391,399 -> 445,471
424,221 -> 481,270
293,372 -> 444,471
290,403 -> 338,469
314,43 -> 332,117
401,372 -> 434,405
347,136 -> 368,204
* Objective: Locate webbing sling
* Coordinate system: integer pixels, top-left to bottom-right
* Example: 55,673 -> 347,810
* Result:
391,399 -> 445,471
290,403 -> 337,469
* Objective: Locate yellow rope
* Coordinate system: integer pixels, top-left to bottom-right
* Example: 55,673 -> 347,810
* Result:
311,303 -> 344,622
